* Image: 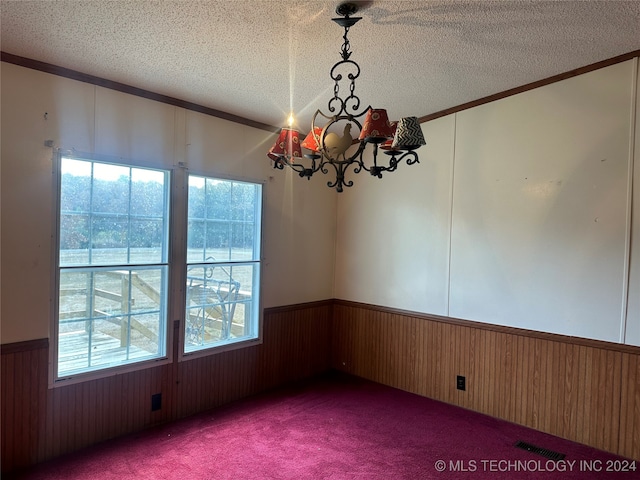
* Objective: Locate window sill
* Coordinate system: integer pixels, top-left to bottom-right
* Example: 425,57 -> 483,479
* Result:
50,355 -> 173,389
179,336 -> 263,362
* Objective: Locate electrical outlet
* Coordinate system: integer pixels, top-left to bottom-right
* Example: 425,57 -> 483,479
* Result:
456,375 -> 466,391
151,393 -> 162,411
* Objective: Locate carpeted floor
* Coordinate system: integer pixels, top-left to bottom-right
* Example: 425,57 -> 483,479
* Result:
10,372 -> 636,479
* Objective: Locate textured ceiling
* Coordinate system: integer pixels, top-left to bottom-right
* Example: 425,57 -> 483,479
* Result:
1,0 -> 639,131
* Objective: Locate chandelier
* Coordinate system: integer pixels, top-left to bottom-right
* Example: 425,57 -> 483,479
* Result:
267,2 -> 426,192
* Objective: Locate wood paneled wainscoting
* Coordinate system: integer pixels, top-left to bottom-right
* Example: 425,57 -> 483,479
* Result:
3,298 -> 639,474
331,300 -> 640,461
1,301 -> 332,474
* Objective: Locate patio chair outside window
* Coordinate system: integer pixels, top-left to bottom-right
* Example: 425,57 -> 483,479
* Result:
186,259 -> 241,345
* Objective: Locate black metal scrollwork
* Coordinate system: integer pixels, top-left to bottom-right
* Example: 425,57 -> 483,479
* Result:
272,2 -> 422,192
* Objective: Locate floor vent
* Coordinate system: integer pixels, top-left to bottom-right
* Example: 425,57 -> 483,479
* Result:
514,441 -> 566,461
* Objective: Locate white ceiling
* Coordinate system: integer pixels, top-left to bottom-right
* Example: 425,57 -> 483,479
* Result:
1,0 -> 639,131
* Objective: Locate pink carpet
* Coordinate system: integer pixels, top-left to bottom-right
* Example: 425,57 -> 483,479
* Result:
12,373 -> 636,479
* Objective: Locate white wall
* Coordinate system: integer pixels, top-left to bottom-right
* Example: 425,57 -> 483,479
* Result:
3,57 -> 639,347
335,114 -> 455,316
0,62 -> 337,344
335,59 -> 640,346
450,60 -> 634,343
626,60 -> 640,346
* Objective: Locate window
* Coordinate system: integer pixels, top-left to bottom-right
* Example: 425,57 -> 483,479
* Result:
56,156 -> 170,379
54,154 -> 264,382
184,175 -> 262,354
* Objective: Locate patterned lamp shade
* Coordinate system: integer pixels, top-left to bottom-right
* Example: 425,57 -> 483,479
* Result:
358,108 -> 394,143
380,121 -> 398,150
268,127 -> 303,161
267,141 -> 280,161
391,117 -> 426,150
301,127 -> 323,152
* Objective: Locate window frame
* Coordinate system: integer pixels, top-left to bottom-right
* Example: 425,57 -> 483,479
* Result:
177,168 -> 265,362
50,150 -> 176,387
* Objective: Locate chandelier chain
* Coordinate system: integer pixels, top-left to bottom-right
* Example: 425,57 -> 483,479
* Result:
340,26 -> 353,61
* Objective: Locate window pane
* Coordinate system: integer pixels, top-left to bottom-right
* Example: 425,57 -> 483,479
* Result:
59,270 -> 91,322
60,159 -> 92,267
57,156 -> 169,380
130,219 -> 164,263
60,158 -> 168,267
205,178 -> 230,220
188,175 -> 205,219
231,182 -> 256,222
228,264 -> 254,297
206,221 -> 230,261
187,219 -> 206,263
89,318 -> 128,368
60,214 -> 90,265
131,168 -> 166,217
185,174 -> 261,355
90,215 -> 129,264
92,164 -> 130,215
60,160 -> 91,212
231,222 -> 256,261
185,263 -> 245,352
57,266 -> 167,377
58,318 -> 90,372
